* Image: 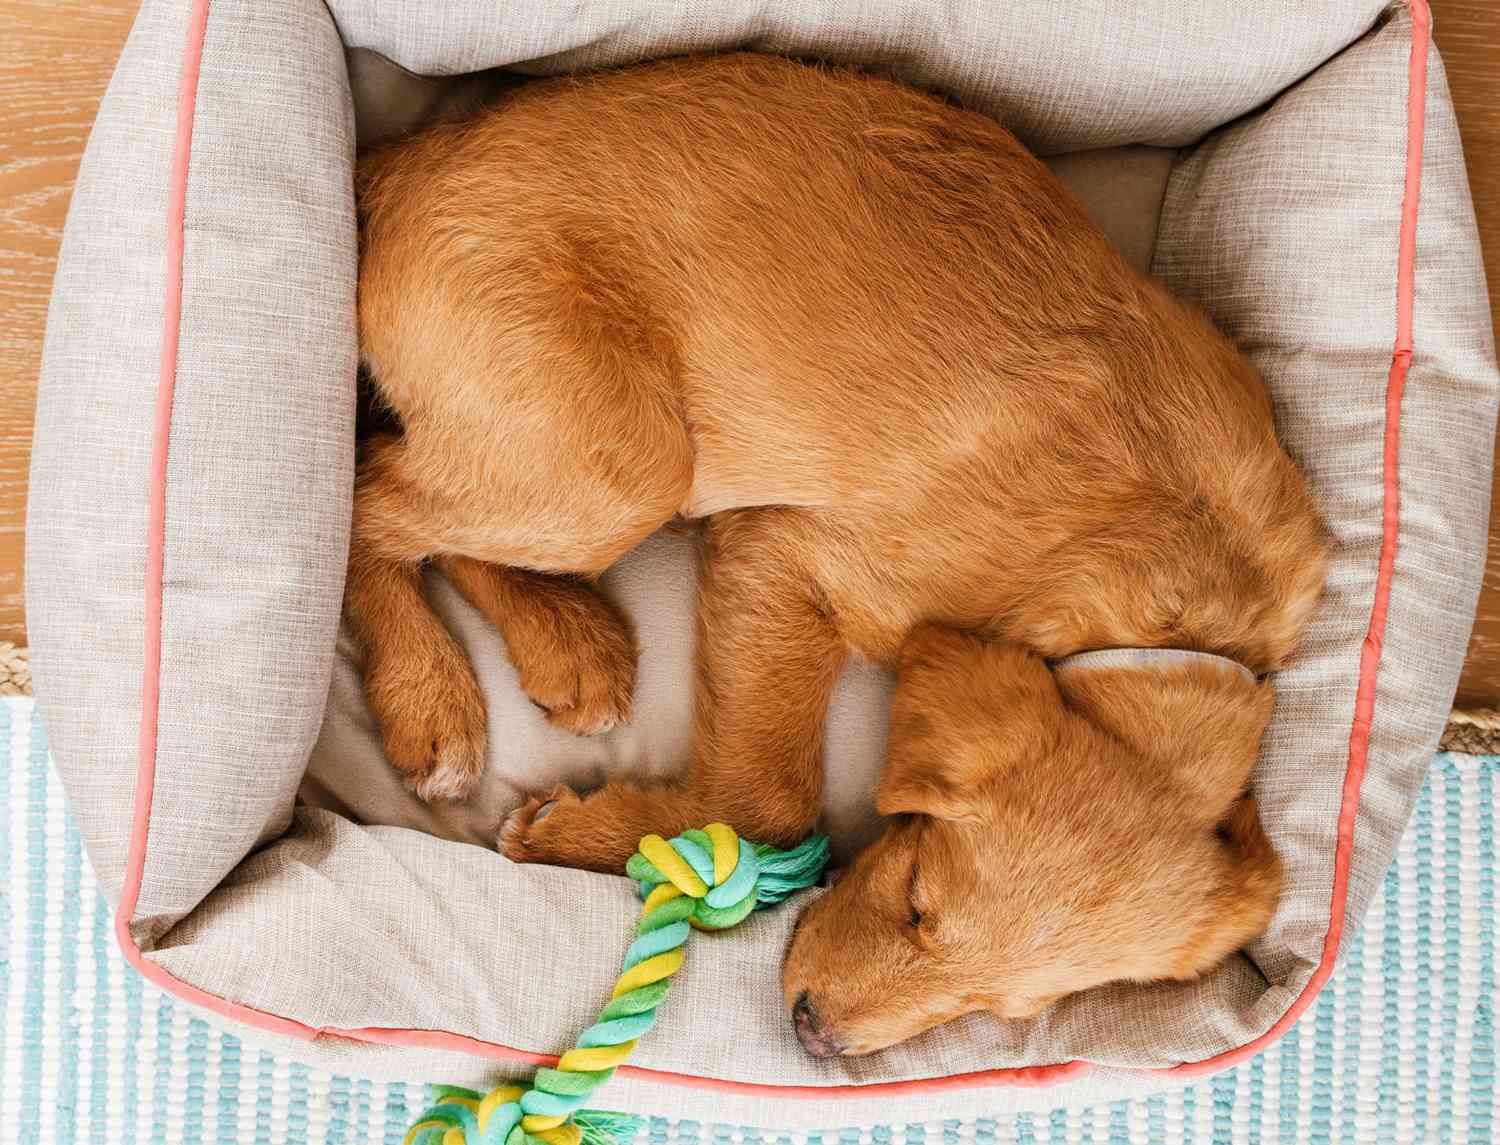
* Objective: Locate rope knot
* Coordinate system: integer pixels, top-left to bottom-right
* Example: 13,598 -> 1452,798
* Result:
405,825 -> 829,1145
627,823 -> 762,928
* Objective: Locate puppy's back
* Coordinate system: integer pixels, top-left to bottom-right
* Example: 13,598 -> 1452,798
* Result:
358,54 -> 1326,670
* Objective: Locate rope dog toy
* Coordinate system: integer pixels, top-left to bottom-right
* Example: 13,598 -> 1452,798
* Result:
404,824 -> 830,1145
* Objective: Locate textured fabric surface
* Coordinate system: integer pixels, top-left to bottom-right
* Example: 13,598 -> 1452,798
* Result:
1151,12 -> 1498,1008
26,0 -> 184,912
3,703 -> 1495,1140
26,0 -> 357,945
143,0 -> 357,948
324,0 -> 1388,156
25,0 -> 1499,1125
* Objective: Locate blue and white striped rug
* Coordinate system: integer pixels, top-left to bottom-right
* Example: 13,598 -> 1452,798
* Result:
1,697 -> 1495,1142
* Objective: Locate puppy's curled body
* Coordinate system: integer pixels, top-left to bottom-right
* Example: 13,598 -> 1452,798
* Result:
351,53 -> 1328,1054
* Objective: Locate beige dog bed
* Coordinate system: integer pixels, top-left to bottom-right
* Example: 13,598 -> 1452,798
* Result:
27,0 -> 1497,1128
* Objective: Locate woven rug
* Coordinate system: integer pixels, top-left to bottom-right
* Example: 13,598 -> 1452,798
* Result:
1,696 -> 1495,1142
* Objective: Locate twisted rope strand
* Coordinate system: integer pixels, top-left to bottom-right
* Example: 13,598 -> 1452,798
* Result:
404,824 -> 829,1145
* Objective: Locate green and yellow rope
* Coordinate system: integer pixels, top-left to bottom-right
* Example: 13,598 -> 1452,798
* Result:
404,824 -> 830,1145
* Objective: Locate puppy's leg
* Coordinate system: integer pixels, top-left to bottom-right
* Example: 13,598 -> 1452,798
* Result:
439,556 -> 636,737
502,508 -> 847,872
352,240 -> 693,798
345,434 -> 495,801
345,543 -> 487,802
350,412 -> 683,799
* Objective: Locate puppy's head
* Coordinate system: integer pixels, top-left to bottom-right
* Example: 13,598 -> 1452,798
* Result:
782,625 -> 1281,1057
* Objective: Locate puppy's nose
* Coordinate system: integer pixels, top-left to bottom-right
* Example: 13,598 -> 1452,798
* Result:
792,991 -> 846,1057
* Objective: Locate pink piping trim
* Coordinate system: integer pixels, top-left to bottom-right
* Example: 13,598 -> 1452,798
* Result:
1158,0 -> 1429,1079
114,0 -> 1430,1099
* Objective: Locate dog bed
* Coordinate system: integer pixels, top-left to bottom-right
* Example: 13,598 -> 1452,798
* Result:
26,0 -> 1498,1128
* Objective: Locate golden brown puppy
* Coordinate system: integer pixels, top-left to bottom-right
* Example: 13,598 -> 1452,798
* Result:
349,53 -> 1327,1055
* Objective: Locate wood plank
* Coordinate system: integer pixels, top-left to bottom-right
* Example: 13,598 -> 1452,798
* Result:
1431,0 -> 1500,705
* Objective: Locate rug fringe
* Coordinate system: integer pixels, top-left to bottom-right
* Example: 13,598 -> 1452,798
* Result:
1441,705 -> 1500,754
0,642 -> 30,697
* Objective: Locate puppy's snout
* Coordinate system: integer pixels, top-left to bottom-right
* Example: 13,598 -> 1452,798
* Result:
792,990 -> 845,1057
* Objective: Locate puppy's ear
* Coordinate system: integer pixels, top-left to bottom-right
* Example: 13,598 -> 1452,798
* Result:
1061,664 -> 1276,828
1170,794 -> 1283,979
1170,682 -> 1277,829
876,626 -> 1063,820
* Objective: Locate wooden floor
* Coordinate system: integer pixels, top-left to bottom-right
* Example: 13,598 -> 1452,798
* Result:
1428,2 -> 1500,704
3,2 -> 1500,699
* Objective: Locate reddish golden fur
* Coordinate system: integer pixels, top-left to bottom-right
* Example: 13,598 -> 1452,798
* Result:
348,53 -> 1328,1055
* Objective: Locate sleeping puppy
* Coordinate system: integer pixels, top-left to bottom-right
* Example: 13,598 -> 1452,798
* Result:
348,53 -> 1328,1056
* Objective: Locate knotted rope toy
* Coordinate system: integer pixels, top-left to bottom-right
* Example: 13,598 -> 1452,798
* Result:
404,824 -> 830,1145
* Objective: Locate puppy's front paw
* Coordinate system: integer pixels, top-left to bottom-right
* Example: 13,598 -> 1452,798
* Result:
366,656 -> 487,802
519,642 -> 635,738
502,581 -> 637,738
